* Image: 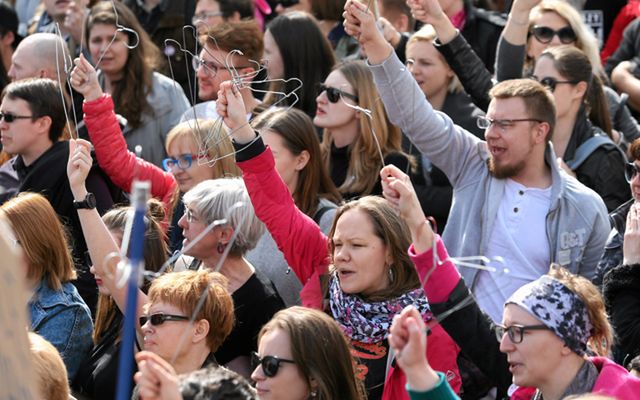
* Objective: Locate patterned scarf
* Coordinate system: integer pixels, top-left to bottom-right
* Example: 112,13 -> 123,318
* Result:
329,274 -> 432,343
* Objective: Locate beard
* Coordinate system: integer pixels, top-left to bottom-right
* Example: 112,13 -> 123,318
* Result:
488,156 -> 528,179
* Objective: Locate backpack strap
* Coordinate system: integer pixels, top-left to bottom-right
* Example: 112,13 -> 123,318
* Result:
565,134 -> 626,171
312,205 -> 333,225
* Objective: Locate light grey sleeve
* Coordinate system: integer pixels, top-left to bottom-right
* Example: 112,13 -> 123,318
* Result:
578,200 -> 610,280
368,52 -> 485,187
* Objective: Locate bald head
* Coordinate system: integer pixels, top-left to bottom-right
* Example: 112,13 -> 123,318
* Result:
8,33 -> 68,82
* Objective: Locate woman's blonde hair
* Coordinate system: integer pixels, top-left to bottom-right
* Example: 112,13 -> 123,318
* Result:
548,265 -> 613,357
0,192 -> 75,290
165,119 -> 241,180
406,24 -> 463,94
526,0 -> 601,76
321,60 -> 407,196
28,332 -> 70,400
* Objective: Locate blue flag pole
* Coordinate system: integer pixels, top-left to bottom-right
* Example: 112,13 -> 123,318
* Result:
115,181 -> 150,400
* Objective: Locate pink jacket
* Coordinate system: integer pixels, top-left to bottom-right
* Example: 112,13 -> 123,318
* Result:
237,147 -> 462,398
83,95 -> 177,212
512,357 -> 640,399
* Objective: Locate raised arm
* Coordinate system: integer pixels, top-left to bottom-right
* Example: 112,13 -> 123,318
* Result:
70,55 -> 177,210
495,0 -> 541,81
216,82 -> 330,309
343,0 -> 485,187
67,139 -> 148,331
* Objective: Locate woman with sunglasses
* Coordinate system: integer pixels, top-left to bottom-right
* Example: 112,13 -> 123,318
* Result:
377,167 -> 639,399
217,82 -> 461,399
316,60 -> 419,201
262,11 -> 336,119
251,306 -> 366,400
85,1 -> 189,168
245,107 -> 342,306
597,138 -> 640,288
529,45 -> 629,212
496,0 -> 640,146
72,199 -> 169,400
71,54 -> 241,253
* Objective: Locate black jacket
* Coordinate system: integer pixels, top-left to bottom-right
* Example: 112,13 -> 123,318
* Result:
595,199 -> 633,288
460,0 -> 506,74
431,279 -> 512,399
564,109 -> 630,213
602,263 -> 640,365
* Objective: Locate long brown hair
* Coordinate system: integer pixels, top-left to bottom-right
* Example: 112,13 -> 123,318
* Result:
327,196 -> 421,302
252,107 -> 341,216
259,307 -> 366,400
539,46 -> 612,137
0,192 -> 75,291
86,1 -> 162,129
321,60 -> 406,196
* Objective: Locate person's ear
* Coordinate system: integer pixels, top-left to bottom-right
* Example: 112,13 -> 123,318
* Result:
193,319 -> 210,344
35,115 -> 53,138
294,150 -> 310,171
228,11 -> 241,22
533,121 -> 550,145
573,81 -> 588,102
218,225 -> 235,246
1,31 -> 15,47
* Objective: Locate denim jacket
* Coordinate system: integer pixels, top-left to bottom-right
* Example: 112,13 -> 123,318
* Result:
29,280 -> 94,381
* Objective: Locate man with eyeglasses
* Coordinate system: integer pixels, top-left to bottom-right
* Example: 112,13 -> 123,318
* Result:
180,20 -> 263,122
346,0 -> 608,323
0,78 -> 116,314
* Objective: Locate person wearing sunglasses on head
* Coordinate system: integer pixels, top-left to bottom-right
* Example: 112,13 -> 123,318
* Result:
71,54 -> 241,254
529,45 -> 629,213
315,60 -> 422,201
251,307 -> 366,400
496,0 -> 640,148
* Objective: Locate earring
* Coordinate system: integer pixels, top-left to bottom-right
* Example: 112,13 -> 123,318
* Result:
309,390 -> 318,398
388,267 -> 394,283
216,242 -> 225,254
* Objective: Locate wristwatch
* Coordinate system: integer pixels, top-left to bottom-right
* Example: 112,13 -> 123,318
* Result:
73,193 -> 96,210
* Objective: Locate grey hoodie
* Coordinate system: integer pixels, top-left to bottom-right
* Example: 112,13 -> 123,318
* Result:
369,52 -> 609,288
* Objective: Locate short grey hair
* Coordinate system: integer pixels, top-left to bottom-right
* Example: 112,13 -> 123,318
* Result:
183,178 -> 264,255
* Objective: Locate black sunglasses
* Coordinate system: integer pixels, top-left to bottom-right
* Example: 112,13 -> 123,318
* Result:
251,352 -> 295,377
530,26 -> 577,44
139,313 -> 190,327
530,76 -> 579,92
625,162 -> 640,182
0,111 -> 35,123
317,83 -> 358,104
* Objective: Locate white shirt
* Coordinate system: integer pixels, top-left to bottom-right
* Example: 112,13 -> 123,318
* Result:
474,179 -> 552,322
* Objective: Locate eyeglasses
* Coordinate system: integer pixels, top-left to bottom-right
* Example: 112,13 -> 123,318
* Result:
192,11 -> 224,25
316,83 -> 359,104
625,162 -> 640,182
184,207 -> 200,223
530,76 -> 579,92
251,352 -> 296,377
162,154 -> 207,171
139,313 -> 190,327
495,324 -> 551,343
0,112 -> 34,123
477,116 -> 542,131
530,26 -> 577,44
192,56 -> 252,76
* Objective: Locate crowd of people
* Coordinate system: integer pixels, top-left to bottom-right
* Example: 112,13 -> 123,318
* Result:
2,0 -> 640,399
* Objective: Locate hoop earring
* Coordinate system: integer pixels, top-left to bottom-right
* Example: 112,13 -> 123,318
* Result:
216,242 -> 225,254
